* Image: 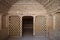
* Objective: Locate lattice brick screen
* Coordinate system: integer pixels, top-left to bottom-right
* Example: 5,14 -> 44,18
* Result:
35,16 -> 46,36
9,16 -> 21,37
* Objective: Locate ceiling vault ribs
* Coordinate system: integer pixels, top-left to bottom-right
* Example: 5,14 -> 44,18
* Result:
44,0 -> 54,7
0,0 -> 60,15
0,0 -> 20,14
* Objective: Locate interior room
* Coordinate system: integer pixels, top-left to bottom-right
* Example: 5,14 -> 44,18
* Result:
0,0 -> 60,40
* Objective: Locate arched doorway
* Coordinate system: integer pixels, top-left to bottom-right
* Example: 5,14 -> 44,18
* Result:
22,16 -> 33,36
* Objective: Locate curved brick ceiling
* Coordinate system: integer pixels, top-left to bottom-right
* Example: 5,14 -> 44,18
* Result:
8,0 -> 47,15
0,0 -> 50,14
0,0 -> 19,14
0,0 -> 60,15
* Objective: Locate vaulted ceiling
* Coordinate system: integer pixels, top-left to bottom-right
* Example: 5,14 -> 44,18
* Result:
0,0 -> 60,15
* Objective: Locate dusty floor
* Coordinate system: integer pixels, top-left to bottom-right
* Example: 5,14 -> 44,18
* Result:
7,35 -> 48,40
7,31 -> 48,40
8,36 -> 48,40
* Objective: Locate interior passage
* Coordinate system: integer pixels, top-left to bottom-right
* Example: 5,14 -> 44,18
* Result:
22,16 -> 33,36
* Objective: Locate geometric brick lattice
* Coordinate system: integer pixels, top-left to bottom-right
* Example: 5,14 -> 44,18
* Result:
9,16 -> 21,37
35,16 -> 46,37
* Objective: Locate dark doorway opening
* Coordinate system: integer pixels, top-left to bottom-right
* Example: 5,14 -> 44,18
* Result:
22,16 -> 33,36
